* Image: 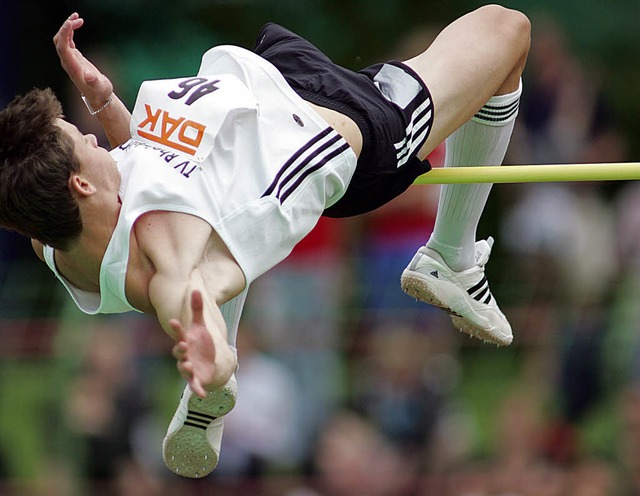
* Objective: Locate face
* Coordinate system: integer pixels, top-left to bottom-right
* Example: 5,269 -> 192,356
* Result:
56,119 -> 121,195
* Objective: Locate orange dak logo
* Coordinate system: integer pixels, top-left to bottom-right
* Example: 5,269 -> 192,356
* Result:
137,104 -> 206,156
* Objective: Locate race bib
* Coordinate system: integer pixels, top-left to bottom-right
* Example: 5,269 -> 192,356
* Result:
130,75 -> 257,162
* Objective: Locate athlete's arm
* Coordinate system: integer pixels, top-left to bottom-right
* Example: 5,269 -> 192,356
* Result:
149,266 -> 237,398
53,13 -> 131,147
139,213 -> 242,397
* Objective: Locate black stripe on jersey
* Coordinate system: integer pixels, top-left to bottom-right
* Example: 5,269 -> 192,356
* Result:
474,99 -> 519,123
263,127 -> 333,197
279,141 -> 350,203
262,127 -> 349,203
275,134 -> 342,199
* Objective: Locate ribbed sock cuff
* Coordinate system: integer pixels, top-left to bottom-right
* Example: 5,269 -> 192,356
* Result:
472,78 -> 522,127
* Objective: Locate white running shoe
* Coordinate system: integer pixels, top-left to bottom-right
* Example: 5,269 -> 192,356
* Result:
162,374 -> 238,478
400,237 -> 512,346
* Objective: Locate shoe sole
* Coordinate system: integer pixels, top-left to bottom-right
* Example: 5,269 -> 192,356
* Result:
401,271 -> 512,346
162,382 -> 237,478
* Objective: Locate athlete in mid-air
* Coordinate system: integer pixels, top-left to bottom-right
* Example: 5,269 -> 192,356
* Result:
0,6 -> 530,477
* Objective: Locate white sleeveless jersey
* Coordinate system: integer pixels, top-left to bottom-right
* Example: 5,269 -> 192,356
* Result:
43,46 -> 356,339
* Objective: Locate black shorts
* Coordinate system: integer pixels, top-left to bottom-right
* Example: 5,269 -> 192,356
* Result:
254,23 -> 434,218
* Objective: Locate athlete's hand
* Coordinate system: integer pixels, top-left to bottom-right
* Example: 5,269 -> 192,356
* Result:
53,12 -> 113,111
170,290 -> 222,399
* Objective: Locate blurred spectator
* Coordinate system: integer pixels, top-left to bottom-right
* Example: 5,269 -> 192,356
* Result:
351,24 -> 446,338
608,184 -> 640,394
243,217 -> 350,470
63,319 -> 156,495
563,457 -> 619,496
619,385 -> 640,494
488,389 -> 566,496
501,181 -> 617,445
114,457 -> 164,496
500,13 -> 627,469
509,17 -> 627,166
216,323 -> 304,477
353,176 -> 444,332
351,321 -> 459,469
285,410 -> 420,496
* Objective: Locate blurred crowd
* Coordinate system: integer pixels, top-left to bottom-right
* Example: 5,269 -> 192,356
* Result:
2,3 -> 640,495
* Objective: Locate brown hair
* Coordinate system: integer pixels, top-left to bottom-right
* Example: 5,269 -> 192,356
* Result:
0,88 -> 82,250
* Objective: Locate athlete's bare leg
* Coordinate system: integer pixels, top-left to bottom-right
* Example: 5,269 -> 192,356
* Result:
404,4 -> 530,160
400,5 -> 530,345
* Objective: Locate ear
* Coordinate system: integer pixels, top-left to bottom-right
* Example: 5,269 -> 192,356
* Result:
69,174 -> 97,197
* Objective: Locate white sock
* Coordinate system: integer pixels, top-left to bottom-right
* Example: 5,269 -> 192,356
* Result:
427,80 -> 522,271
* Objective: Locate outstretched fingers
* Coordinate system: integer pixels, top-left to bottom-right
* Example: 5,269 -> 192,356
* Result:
53,13 -> 84,53
53,12 -> 114,101
168,290 -> 211,399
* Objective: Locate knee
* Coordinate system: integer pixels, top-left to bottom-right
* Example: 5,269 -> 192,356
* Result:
477,4 -> 531,58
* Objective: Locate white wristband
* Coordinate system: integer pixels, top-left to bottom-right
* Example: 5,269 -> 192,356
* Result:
81,94 -> 113,116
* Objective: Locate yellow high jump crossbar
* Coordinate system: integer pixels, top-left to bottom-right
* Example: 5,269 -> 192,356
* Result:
414,162 -> 640,184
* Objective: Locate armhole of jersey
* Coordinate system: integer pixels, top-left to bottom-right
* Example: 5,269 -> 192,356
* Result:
42,245 -> 102,314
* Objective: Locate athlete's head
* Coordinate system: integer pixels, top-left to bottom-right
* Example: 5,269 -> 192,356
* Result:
0,88 -> 83,250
